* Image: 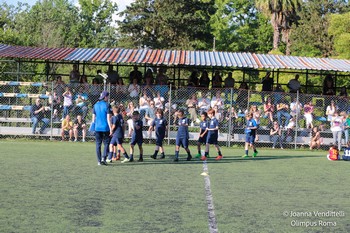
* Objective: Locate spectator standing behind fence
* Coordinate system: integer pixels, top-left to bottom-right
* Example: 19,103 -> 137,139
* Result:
287,74 -> 301,93
304,101 -> 314,129
264,97 -> 274,128
326,100 -> 338,122
323,74 -> 335,96
212,71 -> 222,88
90,78 -> 102,106
62,87 -> 73,120
270,121 -> 283,149
115,77 -> 127,102
276,98 -> 291,129
48,90 -> 61,121
145,101 -> 156,127
92,91 -> 112,166
261,71 -> 273,92
94,70 -> 104,84
143,71 -> 155,99
186,93 -> 198,126
211,90 -> 224,122
129,65 -> 143,84
236,82 -> 249,112
290,97 -> 302,119
310,126 -> 321,150
187,71 -> 199,87
341,111 -> 349,145
69,64 -> 80,84
155,67 -> 168,85
331,112 -> 343,150
30,98 -> 50,134
199,70 -> 210,88
73,115 -> 86,142
61,115 -> 73,141
338,86 -> 348,112
144,68 -> 154,85
107,65 -> 119,85
79,75 -> 89,93
224,72 -> 235,100
54,76 -> 65,98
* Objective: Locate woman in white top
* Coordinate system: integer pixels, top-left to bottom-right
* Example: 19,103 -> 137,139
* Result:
331,111 -> 343,150
62,87 -> 73,119
326,100 -> 337,122
128,78 -> 140,98
153,91 -> 165,109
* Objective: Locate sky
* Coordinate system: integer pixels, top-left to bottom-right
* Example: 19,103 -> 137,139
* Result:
0,0 -> 134,20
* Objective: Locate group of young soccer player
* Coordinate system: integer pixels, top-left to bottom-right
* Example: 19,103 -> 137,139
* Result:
104,105 -> 226,163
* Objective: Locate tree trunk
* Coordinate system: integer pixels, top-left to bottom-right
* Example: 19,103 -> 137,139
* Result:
271,12 -> 280,50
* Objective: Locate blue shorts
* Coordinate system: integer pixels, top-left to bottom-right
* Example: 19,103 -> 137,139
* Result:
130,136 -> 143,146
342,155 -> 350,161
176,137 -> 189,148
206,133 -> 218,145
198,134 -> 207,144
110,135 -> 123,145
245,134 -> 255,144
156,136 -> 164,146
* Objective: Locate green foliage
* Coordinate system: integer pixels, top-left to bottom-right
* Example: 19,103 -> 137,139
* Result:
118,0 -> 214,50
290,0 -> 350,57
328,12 -> 350,59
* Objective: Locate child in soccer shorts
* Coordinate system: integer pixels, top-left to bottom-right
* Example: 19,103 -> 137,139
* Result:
327,144 -> 340,161
107,106 -> 130,163
149,109 -> 167,159
174,109 -> 192,162
242,112 -> 258,158
129,111 -> 144,162
342,141 -> 350,161
196,112 -> 208,158
201,109 -> 223,161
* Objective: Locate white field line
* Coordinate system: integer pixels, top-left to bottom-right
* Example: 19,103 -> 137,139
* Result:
202,160 -> 218,233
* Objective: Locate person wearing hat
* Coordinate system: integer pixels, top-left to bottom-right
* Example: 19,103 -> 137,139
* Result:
92,91 -> 112,165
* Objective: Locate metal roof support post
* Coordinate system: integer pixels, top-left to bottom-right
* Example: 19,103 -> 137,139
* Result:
82,62 -> 86,76
167,83 -> 172,146
16,59 -> 21,81
50,81 -> 54,141
334,71 -> 338,91
227,87 -> 233,147
305,70 -> 309,93
45,61 -> 50,82
177,67 -> 181,86
277,70 -> 280,86
243,70 -> 246,82
294,91 -> 299,150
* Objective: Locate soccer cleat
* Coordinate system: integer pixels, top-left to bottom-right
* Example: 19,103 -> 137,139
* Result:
138,158 -> 143,162
150,154 -> 157,159
129,158 -> 134,162
97,162 -> 101,166
252,151 -> 258,157
173,158 -> 179,162
74,139 -> 77,142
82,139 -> 85,142
100,161 -> 107,166
186,155 -> 192,161
195,153 -> 201,158
215,155 -> 223,160
200,156 -> 207,161
121,158 -> 130,163
106,159 -> 112,163
242,154 -> 249,158
159,154 -> 165,159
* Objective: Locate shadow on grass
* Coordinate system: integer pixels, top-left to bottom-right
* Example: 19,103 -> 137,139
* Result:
103,154 -> 323,166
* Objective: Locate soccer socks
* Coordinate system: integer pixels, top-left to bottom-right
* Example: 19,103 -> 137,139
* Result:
254,149 -> 257,153
123,152 -> 129,159
205,151 -> 209,157
130,154 -> 133,160
245,150 -> 248,155
139,154 -> 143,160
113,152 -> 116,158
218,151 -> 222,156
175,151 -> 179,159
107,151 -> 113,160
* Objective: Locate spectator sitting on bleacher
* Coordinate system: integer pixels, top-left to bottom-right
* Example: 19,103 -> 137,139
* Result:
107,65 -> 119,85
73,115 -> 86,142
79,75 -> 89,93
212,71 -> 222,88
323,74 -> 335,96
290,97 -> 302,118
74,93 -> 88,119
276,98 -> 291,129
310,126 -> 321,150
270,121 -> 283,149
48,90 -> 61,121
139,90 -> 151,120
236,82 -> 249,112
226,105 -> 238,128
62,87 -> 73,120
211,90 -> 224,121
326,100 -> 338,122
31,98 -> 50,134
142,72 -> 155,99
264,97 -> 274,128
304,101 -> 314,129
128,78 -> 141,98
129,65 -> 143,84
154,91 -> 165,110
61,114 -> 73,141
198,92 -> 211,114
187,71 -> 199,87
144,68 -> 154,85
145,101 -> 156,126
54,76 -> 65,99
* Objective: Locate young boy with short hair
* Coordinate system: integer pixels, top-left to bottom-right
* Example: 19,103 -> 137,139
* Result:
149,109 -> 167,159
196,112 -> 208,158
129,111 -> 144,162
174,109 -> 192,162
107,106 -> 130,163
242,112 -> 258,158
201,109 -> 223,161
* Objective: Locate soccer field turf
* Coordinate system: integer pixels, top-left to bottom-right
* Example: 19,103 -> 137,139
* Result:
0,140 -> 349,233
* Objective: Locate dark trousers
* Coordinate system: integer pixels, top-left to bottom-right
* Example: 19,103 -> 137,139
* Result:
95,131 -> 110,163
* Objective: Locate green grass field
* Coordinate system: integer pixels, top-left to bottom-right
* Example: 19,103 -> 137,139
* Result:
0,139 -> 349,233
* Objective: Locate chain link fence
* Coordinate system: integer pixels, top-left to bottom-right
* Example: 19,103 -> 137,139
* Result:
0,80 -> 348,149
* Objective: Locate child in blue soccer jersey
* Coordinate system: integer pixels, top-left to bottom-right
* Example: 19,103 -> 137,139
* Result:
174,109 -> 192,162
107,106 -> 130,163
342,141 -> 350,161
149,108 -> 167,159
129,111 -> 143,162
242,112 -> 258,158
202,109 -> 223,161
196,112 -> 208,158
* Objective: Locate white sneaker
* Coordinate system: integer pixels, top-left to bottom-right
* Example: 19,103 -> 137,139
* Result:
82,139 -> 85,142
106,159 -> 112,163
121,158 -> 130,163
98,162 -> 101,166
74,139 -> 77,142
272,146 -> 275,149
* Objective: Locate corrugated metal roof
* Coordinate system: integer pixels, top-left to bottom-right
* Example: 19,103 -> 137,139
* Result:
0,44 -> 350,72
